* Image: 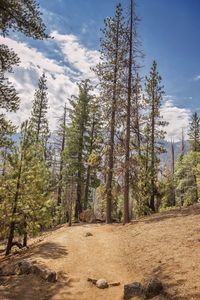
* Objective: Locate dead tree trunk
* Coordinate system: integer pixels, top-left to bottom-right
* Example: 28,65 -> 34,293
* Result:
57,104 -> 67,206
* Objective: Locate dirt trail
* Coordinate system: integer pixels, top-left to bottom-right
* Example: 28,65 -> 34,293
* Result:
1,205 -> 200,300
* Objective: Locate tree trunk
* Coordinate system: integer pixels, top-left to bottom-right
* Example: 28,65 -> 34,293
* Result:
57,104 -> 67,206
105,9 -> 120,224
84,116 -> 95,209
84,165 -> 91,210
150,92 -> 155,212
171,140 -> 176,206
124,0 -> 133,224
5,163 -> 22,255
23,220 -> 28,248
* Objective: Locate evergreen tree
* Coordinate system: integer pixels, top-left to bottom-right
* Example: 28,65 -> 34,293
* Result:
84,98 -> 103,209
175,151 -> 200,206
0,45 -> 20,149
123,0 -> 140,223
1,121 -> 51,255
0,0 -> 48,39
30,73 -> 50,157
143,61 -> 167,211
189,112 -> 200,152
0,0 -> 48,148
95,3 -> 126,223
63,80 -> 92,221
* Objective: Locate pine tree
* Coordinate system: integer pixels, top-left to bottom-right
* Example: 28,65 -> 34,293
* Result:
1,121 -> 51,255
123,0 -> 140,223
63,80 -> 93,221
175,151 -> 200,206
84,98 -> 103,209
189,112 -> 200,152
0,0 -> 48,39
0,45 -> 20,149
0,0 -> 48,148
144,61 -> 167,211
30,73 -> 50,157
95,3 -> 126,223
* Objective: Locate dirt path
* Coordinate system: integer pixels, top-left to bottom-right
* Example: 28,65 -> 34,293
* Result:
1,205 -> 200,299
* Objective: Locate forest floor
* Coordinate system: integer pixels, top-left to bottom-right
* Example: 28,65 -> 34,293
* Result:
1,205 -> 200,300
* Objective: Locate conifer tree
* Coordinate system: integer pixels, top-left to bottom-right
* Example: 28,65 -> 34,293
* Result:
84,98 -> 103,209
95,3 -> 126,223
189,112 -> 200,152
63,80 -> 92,221
0,0 -> 48,39
30,73 -> 50,157
123,0 -> 140,223
144,61 -> 167,211
0,0 -> 48,148
175,151 -> 200,206
1,121 -> 51,255
0,45 -> 20,149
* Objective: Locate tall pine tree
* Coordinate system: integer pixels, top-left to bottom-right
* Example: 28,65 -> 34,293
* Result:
95,3 -> 126,223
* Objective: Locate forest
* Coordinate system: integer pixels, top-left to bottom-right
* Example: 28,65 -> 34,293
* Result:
0,0 -> 200,273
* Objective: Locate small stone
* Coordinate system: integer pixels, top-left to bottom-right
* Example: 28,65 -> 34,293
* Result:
96,278 -> 108,289
85,232 -> 93,237
124,282 -> 143,300
144,277 -> 163,299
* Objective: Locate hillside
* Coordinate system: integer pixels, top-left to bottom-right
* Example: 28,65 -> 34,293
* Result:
1,205 -> 200,300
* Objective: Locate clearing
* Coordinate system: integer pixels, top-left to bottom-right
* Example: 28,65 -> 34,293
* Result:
1,205 -> 200,300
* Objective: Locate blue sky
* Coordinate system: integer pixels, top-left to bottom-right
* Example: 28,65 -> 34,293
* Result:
2,0 -> 200,140
35,0 -> 200,112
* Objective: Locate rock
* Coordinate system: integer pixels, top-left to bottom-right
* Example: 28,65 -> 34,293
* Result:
144,277 -> 163,299
96,278 -> 109,289
124,282 -> 143,300
87,277 -> 97,284
45,271 -> 57,283
30,265 -> 44,277
85,232 -> 93,237
31,265 -> 57,282
109,281 -> 120,287
17,260 -> 32,275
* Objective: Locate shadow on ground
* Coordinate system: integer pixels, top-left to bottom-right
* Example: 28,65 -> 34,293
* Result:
0,272 -> 83,300
27,242 -> 68,260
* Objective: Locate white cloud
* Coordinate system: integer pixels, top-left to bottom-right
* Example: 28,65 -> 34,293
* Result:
0,34 -> 191,144
161,99 -> 191,142
194,75 -> 200,81
52,31 -> 99,80
0,32 -> 99,131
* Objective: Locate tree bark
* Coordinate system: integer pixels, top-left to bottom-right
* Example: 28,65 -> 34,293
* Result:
57,104 -> 67,206
105,11 -> 120,224
124,0 -> 133,224
6,157 -> 22,255
150,89 -> 155,212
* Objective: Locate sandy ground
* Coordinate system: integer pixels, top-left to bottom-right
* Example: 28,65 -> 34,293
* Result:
1,205 -> 200,299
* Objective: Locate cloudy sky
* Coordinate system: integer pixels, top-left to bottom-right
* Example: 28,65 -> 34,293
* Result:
2,0 -> 200,141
